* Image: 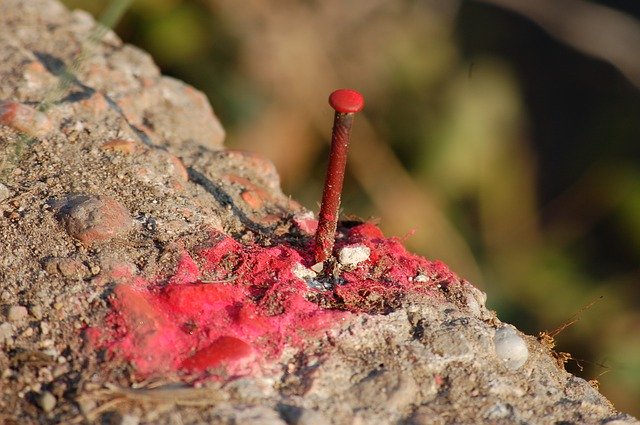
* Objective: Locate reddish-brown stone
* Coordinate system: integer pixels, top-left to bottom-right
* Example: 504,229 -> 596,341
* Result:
56,194 -> 134,246
101,139 -> 139,154
0,100 -> 52,137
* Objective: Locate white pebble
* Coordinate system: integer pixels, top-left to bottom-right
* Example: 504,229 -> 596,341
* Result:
0,183 -> 10,202
465,286 -> 487,317
38,391 -> 56,412
291,262 -> 317,280
310,262 -> 324,273
0,322 -> 14,344
338,245 -> 370,266
7,305 -> 28,322
493,326 -> 528,370
121,414 -> 140,425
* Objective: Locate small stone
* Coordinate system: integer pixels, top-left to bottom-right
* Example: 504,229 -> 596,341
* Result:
310,262 -> 324,273
414,274 -> 428,283
465,286 -> 487,317
101,139 -> 139,154
30,305 -> 43,320
41,339 -> 55,349
7,305 -> 28,322
44,257 -> 88,279
37,391 -> 56,413
55,194 -> 133,246
493,326 -> 529,370
293,212 -> 318,235
241,188 -> 267,210
0,183 -> 10,202
57,258 -> 88,279
77,398 -> 96,416
0,101 -> 52,137
40,321 -> 50,336
0,322 -> 14,344
120,414 -> 140,425
291,263 -> 317,281
338,245 -> 370,266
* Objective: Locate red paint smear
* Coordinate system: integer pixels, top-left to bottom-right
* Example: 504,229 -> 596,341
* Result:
94,223 -> 459,379
181,336 -> 254,372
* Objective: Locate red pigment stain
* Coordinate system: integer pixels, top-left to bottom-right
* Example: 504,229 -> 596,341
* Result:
93,223 -> 459,378
181,336 -> 254,372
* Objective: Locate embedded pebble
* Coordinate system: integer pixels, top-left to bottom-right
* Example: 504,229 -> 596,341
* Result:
0,183 -> 10,202
293,211 -> 318,235
414,274 -> 428,283
310,262 -> 324,273
30,305 -> 43,320
37,391 -> 56,412
465,286 -> 487,317
7,305 -> 28,322
55,194 -> 133,246
121,414 -> 140,425
0,322 -> 14,344
44,257 -> 88,279
291,262 -> 317,280
338,244 -> 370,266
493,326 -> 529,370
101,139 -> 139,154
0,100 -> 52,137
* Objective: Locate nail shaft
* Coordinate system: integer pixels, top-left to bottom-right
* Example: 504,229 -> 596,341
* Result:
314,112 -> 354,263
314,89 -> 364,264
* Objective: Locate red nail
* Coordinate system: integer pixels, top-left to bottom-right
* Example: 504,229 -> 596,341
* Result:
314,89 -> 365,265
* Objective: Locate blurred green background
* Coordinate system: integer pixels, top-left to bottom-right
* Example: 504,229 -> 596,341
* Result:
63,0 -> 640,415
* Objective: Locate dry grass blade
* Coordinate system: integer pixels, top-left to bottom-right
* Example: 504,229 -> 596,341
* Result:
103,382 -> 227,405
76,382 -> 228,422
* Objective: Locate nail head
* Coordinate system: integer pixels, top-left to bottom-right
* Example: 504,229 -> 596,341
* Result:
329,89 -> 365,114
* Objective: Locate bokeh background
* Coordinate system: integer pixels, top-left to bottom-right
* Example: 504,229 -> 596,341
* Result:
62,0 -> 640,415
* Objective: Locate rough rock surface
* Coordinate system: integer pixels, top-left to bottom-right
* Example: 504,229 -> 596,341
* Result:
0,1 -> 638,424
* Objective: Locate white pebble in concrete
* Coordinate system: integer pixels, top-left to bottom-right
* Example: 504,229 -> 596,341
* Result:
493,326 -> 529,370
291,262 -> 317,280
0,322 -> 14,345
310,262 -> 324,273
121,414 -> 140,425
338,245 -> 370,266
0,183 -> 10,202
38,391 -> 56,412
7,305 -> 28,322
414,274 -> 429,283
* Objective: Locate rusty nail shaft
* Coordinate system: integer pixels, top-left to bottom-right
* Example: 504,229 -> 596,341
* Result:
314,89 -> 364,264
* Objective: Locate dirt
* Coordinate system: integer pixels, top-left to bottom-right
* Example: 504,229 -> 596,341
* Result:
0,0 -> 639,424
